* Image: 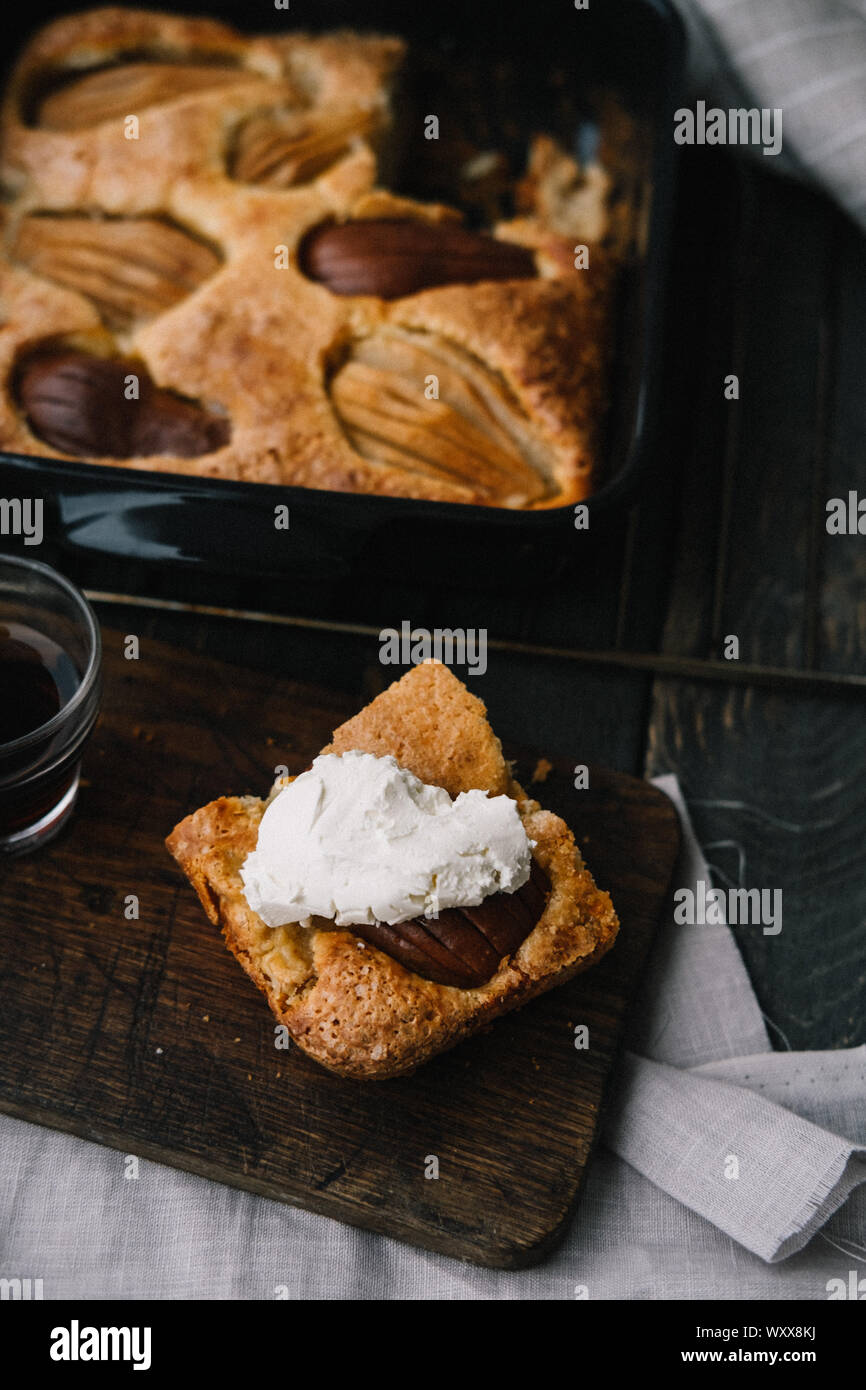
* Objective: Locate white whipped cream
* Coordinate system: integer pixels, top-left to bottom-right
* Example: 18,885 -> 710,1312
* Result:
240,750 -> 532,928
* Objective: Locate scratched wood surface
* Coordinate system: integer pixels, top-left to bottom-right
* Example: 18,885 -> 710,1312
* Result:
645,160 -> 866,1050
0,629 -> 680,1268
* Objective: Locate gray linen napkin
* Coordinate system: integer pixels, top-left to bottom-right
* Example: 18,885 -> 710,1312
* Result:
673,0 -> 866,231
604,777 -> 866,1264
0,775 -> 863,1298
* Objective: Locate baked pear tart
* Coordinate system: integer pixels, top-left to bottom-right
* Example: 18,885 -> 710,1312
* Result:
167,661 -> 619,1079
0,7 -> 623,508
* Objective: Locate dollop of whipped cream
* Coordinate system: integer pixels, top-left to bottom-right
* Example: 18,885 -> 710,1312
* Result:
240,750 -> 532,928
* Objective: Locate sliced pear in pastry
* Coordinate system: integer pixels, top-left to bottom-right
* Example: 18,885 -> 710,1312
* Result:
17,348 -> 230,459
231,106 -> 382,187
13,215 -> 222,331
37,60 -> 264,131
330,328 -> 553,507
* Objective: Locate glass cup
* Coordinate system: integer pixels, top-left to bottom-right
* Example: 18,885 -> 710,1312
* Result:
0,555 -> 102,855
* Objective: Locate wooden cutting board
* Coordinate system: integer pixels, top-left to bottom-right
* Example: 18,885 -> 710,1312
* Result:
0,627 -> 680,1268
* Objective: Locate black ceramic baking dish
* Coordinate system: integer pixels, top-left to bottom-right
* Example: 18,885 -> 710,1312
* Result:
0,0 -> 684,589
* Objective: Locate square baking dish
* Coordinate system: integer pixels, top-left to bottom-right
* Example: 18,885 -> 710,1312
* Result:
0,0 -> 684,589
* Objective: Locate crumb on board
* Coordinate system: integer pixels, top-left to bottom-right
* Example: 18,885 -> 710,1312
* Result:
531,757 -> 553,783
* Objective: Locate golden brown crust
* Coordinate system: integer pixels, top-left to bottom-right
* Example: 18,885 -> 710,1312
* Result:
320,660 -> 513,798
166,662 -> 619,1079
0,7 -> 614,508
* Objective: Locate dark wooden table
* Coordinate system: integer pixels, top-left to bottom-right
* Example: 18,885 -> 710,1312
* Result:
13,148 -> 866,1055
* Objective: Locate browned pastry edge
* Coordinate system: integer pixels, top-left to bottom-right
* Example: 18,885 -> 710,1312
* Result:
165,661 -> 619,1079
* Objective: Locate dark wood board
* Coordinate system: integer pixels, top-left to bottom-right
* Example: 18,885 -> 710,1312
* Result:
0,626 -> 680,1268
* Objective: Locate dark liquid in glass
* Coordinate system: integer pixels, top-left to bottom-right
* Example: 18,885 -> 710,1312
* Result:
0,622 -> 81,838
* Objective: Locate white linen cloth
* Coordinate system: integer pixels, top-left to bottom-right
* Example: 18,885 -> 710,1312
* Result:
673,0 -> 866,231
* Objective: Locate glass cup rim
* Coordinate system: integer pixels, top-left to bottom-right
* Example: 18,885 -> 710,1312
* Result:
0,554 -> 102,757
